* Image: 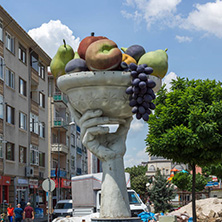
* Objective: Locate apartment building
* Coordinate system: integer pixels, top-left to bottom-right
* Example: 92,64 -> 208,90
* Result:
48,73 -> 89,205
0,5 -> 51,208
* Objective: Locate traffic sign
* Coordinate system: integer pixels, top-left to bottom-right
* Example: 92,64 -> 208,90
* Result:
42,178 -> 56,192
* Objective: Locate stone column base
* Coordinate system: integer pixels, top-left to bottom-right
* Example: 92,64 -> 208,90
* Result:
91,217 -> 141,222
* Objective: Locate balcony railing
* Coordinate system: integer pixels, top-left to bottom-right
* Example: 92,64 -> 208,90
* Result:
53,117 -> 69,129
51,168 -> 67,178
53,93 -> 68,105
51,143 -> 68,154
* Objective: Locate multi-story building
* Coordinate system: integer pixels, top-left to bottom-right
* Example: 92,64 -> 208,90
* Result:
0,5 -> 51,210
48,72 -> 89,206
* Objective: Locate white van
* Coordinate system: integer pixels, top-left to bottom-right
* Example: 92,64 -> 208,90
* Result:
52,199 -> 73,219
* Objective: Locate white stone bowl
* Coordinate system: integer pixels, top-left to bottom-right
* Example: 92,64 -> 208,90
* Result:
57,71 -> 162,118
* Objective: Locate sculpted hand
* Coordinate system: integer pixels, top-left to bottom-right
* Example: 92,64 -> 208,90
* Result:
67,103 -> 132,161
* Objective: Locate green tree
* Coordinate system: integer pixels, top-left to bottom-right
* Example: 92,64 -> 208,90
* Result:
125,165 -> 148,202
146,78 -> 222,222
147,169 -> 175,213
172,172 -> 209,192
202,163 -> 222,180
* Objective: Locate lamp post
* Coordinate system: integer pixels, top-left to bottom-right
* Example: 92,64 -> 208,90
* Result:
57,121 -> 75,201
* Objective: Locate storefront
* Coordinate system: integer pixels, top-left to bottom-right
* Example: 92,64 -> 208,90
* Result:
16,178 -> 29,206
60,178 -> 71,199
0,176 -> 11,204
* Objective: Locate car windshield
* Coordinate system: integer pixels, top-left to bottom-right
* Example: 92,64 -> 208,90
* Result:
55,203 -> 72,209
128,191 -> 141,204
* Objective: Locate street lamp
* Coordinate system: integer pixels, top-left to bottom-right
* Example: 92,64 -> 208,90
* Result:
57,121 -> 75,201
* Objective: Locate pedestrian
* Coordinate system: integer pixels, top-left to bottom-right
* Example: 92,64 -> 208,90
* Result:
23,202 -> 34,222
0,213 -> 6,222
20,198 -> 26,210
14,204 -> 23,222
7,204 -> 14,222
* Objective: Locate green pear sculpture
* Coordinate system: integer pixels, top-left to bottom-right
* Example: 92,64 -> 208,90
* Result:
138,48 -> 168,79
50,39 -> 74,79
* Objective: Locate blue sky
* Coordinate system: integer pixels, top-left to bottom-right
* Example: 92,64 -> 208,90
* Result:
1,0 -> 222,167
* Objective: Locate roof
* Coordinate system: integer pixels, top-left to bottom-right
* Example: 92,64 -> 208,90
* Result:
0,5 -> 51,65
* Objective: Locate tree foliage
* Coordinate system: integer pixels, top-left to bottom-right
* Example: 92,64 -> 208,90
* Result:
146,78 -> 222,221
125,165 -> 148,202
172,172 -> 209,192
202,163 -> 222,179
146,78 -> 222,166
147,170 -> 175,213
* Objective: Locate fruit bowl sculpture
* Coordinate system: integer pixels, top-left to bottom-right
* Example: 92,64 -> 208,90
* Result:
51,33 -> 167,219
57,71 -> 162,119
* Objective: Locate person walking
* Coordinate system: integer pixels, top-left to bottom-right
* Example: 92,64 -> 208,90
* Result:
7,204 -> 14,222
23,202 -> 34,222
14,204 -> 23,222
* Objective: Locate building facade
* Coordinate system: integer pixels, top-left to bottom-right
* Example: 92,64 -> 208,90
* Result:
0,5 -> 51,210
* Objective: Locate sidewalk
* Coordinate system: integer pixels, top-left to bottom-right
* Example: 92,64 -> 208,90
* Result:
34,215 -> 48,222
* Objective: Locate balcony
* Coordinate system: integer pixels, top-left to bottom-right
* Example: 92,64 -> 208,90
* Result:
51,168 -> 67,178
53,117 -> 69,130
31,99 -> 39,116
53,93 -> 68,107
51,143 -> 68,154
0,41 -> 3,57
31,67 -> 39,86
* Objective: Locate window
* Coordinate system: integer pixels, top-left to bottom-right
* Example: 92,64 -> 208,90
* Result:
39,122 -> 45,138
149,165 -> 155,171
30,144 -> 39,165
39,152 -> 45,167
0,57 -> 4,80
30,113 -> 38,134
71,134 -> 75,147
6,105 -> 15,124
71,155 -> 75,168
0,95 -> 3,119
5,32 -> 14,53
19,112 -> 27,130
0,135 -> 3,158
19,146 -> 26,163
30,52 -> 38,72
19,78 -> 27,96
6,142 -> 14,161
39,92 -> 45,108
38,63 -> 45,80
18,44 -> 26,64
5,68 -> 15,89
0,20 -> 3,42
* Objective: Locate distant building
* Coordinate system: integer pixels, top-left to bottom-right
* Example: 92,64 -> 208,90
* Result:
146,155 -> 187,177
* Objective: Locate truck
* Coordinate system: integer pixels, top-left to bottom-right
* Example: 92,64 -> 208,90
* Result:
71,172 -> 148,217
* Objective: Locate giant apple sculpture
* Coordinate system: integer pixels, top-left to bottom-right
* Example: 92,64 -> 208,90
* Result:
85,39 -> 122,71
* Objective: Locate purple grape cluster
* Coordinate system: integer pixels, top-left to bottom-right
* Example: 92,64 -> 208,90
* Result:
125,63 -> 156,121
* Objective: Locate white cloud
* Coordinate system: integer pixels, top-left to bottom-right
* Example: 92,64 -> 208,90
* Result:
122,0 -> 222,39
122,0 -> 182,29
181,1 -> 222,38
124,147 -> 148,168
28,20 -> 80,58
175,35 -> 192,43
162,72 -> 178,91
130,116 -> 145,132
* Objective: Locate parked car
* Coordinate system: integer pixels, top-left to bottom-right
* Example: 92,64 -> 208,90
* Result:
52,200 -> 73,219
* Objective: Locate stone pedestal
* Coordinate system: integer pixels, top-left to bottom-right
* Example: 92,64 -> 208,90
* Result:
91,217 -> 141,222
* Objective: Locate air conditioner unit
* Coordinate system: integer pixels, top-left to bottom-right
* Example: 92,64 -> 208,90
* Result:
25,166 -> 34,177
